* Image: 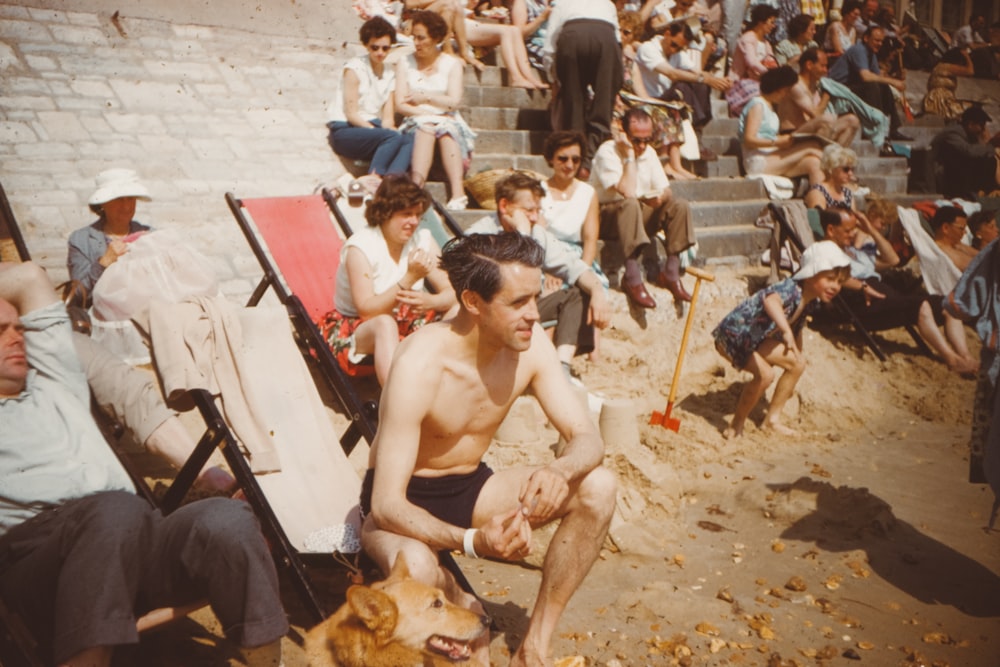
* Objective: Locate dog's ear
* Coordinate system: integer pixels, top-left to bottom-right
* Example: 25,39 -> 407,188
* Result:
386,553 -> 412,582
347,584 -> 399,643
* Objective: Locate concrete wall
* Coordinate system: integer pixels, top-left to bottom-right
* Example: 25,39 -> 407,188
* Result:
1,1 -> 362,298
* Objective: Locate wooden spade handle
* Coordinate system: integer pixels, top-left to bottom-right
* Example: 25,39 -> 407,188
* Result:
685,266 -> 716,282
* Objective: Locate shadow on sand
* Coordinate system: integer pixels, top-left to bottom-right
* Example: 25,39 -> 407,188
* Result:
770,476 -> 1000,618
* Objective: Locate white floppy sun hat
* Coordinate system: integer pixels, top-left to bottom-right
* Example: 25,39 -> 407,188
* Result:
88,168 -> 152,206
792,240 -> 851,280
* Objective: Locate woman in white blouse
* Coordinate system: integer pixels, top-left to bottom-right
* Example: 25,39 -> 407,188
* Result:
327,17 -> 414,176
395,10 -> 476,210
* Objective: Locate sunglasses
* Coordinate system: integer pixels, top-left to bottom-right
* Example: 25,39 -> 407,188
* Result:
368,44 -> 392,52
840,166 -> 855,172
628,135 -> 652,146
556,155 -> 582,164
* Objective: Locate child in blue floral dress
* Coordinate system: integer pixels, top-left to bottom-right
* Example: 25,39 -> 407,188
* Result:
712,241 -> 851,437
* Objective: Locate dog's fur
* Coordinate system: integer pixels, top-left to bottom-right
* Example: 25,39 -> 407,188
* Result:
304,556 -> 489,667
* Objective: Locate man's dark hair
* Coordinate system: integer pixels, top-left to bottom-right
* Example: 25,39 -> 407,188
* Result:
939,47 -> 969,66
494,171 -> 545,207
799,46 -> 822,69
787,14 -> 814,40
622,107 -> 653,131
360,16 -> 397,44
930,205 -> 965,233
409,9 -> 449,42
748,4 -> 779,28
863,25 -> 885,43
760,65 -> 798,94
667,22 -> 695,42
818,208 -> 845,234
441,232 -> 545,303
542,131 -> 586,162
365,174 -> 431,227
969,210 -> 997,248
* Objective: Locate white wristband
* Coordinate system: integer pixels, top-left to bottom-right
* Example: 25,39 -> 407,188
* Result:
463,528 -> 479,559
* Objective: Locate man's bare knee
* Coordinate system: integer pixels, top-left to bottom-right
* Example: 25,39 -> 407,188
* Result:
388,543 -> 441,585
573,466 -> 617,521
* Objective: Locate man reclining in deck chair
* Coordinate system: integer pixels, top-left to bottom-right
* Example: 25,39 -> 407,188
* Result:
0,261 -> 288,667
816,208 -> 979,373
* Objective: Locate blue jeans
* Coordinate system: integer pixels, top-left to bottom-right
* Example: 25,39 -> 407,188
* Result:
327,119 -> 414,176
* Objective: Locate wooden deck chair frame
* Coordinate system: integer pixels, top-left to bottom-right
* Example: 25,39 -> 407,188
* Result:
229,190 -> 480,601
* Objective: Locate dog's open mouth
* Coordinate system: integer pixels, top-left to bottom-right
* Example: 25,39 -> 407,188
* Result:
427,635 -> 473,661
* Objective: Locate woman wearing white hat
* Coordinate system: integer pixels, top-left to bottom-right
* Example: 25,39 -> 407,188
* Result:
67,168 -> 152,294
712,240 -> 852,438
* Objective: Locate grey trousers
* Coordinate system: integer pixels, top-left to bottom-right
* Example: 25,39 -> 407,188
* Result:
539,286 -> 595,356
0,491 -> 288,664
600,195 -> 696,259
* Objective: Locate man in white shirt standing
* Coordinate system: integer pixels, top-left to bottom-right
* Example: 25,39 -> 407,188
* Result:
592,107 -> 697,308
543,0 -> 622,178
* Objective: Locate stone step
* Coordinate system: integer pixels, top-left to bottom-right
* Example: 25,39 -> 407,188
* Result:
470,153 -> 548,173
670,177 -> 766,201
474,128 -> 549,154
464,85 -> 551,110
695,223 -> 771,259
462,106 -> 550,131
690,199 -> 770,228
859,174 -> 910,195
703,156 -> 742,178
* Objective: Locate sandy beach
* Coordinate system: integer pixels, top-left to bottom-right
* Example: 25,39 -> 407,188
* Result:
123,265 -> 999,666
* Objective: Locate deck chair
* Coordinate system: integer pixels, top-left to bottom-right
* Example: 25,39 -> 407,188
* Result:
226,192 -> 377,452
228,189 -> 478,600
322,185 -> 465,244
0,181 -> 30,263
767,200 -> 896,361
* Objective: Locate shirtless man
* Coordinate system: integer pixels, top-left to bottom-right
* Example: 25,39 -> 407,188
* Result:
361,232 -> 617,667
777,47 -> 859,146
931,205 -> 979,272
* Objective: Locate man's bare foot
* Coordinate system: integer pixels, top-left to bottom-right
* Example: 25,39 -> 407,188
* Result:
510,642 -> 550,667
947,354 -> 979,376
763,420 -> 799,436
722,425 -> 743,439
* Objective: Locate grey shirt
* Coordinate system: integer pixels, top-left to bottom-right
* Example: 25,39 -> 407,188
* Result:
0,302 -> 135,535
67,219 -> 151,292
466,214 -> 590,287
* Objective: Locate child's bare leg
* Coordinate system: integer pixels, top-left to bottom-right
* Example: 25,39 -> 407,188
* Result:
726,351 -> 775,438
760,334 -> 806,435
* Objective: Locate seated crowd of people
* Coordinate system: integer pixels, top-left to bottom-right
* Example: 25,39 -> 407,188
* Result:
4,1 -> 1000,665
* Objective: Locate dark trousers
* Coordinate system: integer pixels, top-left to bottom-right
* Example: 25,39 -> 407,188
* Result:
666,81 -> 714,129
0,492 -> 288,664
539,285 -> 595,356
554,19 -> 623,170
849,81 -> 901,131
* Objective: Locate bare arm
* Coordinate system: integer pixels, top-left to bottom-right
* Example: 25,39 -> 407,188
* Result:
610,132 -> 639,199
343,245 -> 436,318
342,68 -> 374,128
858,66 -> 905,90
743,102 -> 790,150
0,261 -> 59,314
523,335 -> 605,522
396,55 -> 465,116
580,192 -> 599,267
762,290 -> 800,356
575,270 -> 610,330
369,346 -> 467,552
856,210 -> 900,269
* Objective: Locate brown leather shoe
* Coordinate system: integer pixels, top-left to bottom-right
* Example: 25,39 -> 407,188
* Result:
654,270 -> 693,302
623,280 -> 656,308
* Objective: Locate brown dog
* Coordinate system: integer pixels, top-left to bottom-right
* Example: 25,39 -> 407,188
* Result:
304,556 -> 490,666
